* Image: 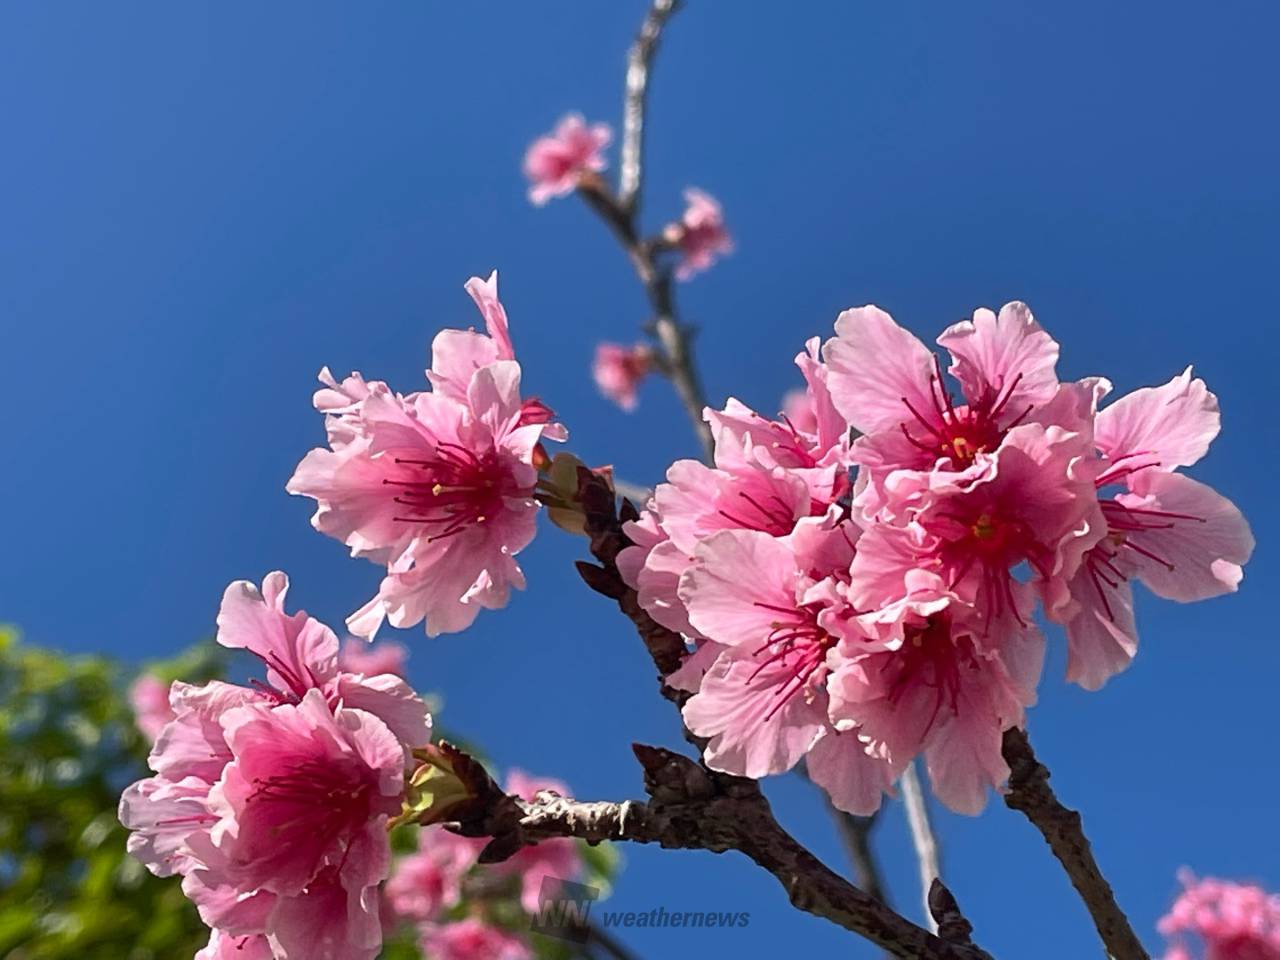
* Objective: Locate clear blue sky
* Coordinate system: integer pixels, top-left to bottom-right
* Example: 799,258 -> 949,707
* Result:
2,2 -> 1276,957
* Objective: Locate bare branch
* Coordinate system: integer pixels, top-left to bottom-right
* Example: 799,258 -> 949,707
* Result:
901,760 -> 943,932
574,0 -> 715,462
619,0 -> 681,214
1002,727 -> 1150,960
474,749 -> 991,960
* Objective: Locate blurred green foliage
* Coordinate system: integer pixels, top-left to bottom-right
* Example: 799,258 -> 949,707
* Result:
0,627 -> 222,960
0,627 -> 623,959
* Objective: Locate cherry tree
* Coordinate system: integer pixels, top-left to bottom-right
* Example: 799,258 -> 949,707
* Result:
117,3 -> 1260,959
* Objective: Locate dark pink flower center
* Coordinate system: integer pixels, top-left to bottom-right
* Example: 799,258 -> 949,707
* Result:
384,442 -> 521,542
899,356 -> 1031,467
931,504 -> 1048,630
750,601 -> 836,720
247,755 -> 378,855
887,614 -> 978,737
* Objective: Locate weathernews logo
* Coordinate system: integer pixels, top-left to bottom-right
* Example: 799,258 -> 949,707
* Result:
531,877 -> 751,943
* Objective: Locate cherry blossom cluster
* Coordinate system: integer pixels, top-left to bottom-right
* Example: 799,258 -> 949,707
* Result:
1159,870 -> 1280,960
385,771 -> 584,960
524,113 -> 732,288
119,572 -> 432,960
287,272 -> 565,639
619,304 -> 1253,814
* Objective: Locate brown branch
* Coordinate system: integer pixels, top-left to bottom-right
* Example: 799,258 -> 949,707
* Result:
555,469 -> 992,960
575,0 -> 714,462
1002,727 -> 1150,960
470,747 -> 990,960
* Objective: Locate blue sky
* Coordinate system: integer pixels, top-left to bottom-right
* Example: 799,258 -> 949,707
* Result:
2,2 -> 1277,957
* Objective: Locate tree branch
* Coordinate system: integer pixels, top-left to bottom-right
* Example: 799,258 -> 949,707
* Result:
472,747 -> 990,960
575,0 -> 714,461
619,0 -> 680,214
901,760 -> 943,932
1002,727 -> 1149,960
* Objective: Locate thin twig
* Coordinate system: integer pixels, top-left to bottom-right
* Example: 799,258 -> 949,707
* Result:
576,0 -> 714,461
901,760 -> 942,932
619,0 -> 680,214
796,761 -> 889,905
830,805 -> 889,906
1002,727 -> 1150,960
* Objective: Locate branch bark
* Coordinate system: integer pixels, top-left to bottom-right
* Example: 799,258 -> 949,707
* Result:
619,0 -> 680,214
472,747 -> 990,960
1002,727 -> 1149,960
576,0 -> 713,461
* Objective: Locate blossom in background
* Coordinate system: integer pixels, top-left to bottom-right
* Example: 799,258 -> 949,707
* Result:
385,828 -> 484,922
128,673 -> 175,742
118,573 -> 431,960
1158,871 -> 1280,960
593,342 -> 652,411
339,637 -> 408,679
621,300 -> 1251,815
419,918 -> 532,960
668,188 -> 733,280
523,113 -> 612,206
499,770 -> 583,913
384,769 -> 580,950
288,272 -> 565,638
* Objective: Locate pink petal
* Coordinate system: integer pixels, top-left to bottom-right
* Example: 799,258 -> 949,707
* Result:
823,305 -> 936,434
937,302 -> 1060,411
1095,366 -> 1220,470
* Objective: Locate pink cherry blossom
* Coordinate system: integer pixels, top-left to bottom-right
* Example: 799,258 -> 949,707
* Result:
419,918 -> 533,960
1158,871 -> 1280,960
119,573 -> 431,960
670,188 -> 732,280
823,302 -> 1068,519
129,673 -> 175,742
677,518 -> 895,814
592,342 -> 652,411
339,637 -> 409,679
1064,369 -> 1253,689
706,338 -> 853,475
858,423 -> 1104,623
523,113 -> 611,206
288,273 -> 564,638
618,349 -> 855,683
828,571 -> 1044,815
385,827 -> 485,922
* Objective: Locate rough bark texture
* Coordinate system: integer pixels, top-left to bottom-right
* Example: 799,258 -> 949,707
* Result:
1003,727 -> 1150,960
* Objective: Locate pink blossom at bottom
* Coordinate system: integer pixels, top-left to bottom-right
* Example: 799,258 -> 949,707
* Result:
419,918 -> 533,960
384,827 -> 485,922
1158,870 -> 1280,960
